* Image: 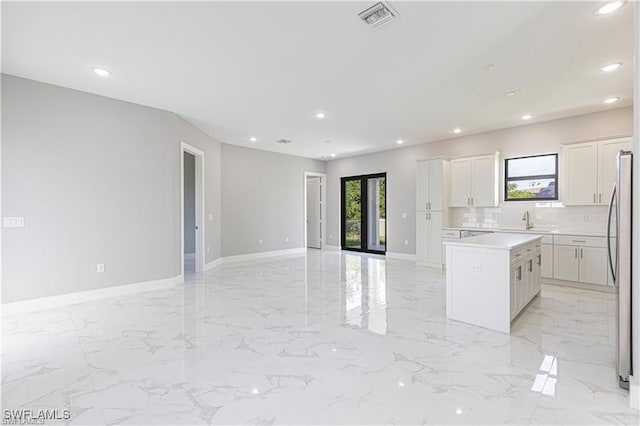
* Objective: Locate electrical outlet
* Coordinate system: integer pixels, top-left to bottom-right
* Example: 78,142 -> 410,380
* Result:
402,212 -> 407,219
404,239 -> 409,245
285,237 -> 289,242
3,217 -> 24,228
258,239 -> 263,245
96,264 -> 105,273
209,214 -> 213,221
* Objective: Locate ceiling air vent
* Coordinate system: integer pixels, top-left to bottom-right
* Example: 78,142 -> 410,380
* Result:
358,1 -> 398,29
276,139 -> 292,144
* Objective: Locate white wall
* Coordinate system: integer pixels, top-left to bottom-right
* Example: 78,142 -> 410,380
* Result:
221,144 -> 325,256
326,107 -> 633,254
1,75 -> 223,302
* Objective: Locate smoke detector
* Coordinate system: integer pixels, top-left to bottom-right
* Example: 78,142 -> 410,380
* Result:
276,139 -> 292,144
359,2 -> 398,29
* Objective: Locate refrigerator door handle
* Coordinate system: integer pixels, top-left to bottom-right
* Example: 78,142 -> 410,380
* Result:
606,184 -> 617,284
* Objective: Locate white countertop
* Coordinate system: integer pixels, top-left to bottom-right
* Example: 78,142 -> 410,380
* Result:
441,226 -> 608,238
444,233 -> 542,250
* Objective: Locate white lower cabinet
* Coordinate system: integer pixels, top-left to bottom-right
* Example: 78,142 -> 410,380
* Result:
416,211 -> 443,266
553,236 -> 608,286
541,244 -> 553,279
509,243 -> 542,321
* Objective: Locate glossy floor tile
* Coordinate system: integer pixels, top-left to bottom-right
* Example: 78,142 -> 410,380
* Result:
2,250 -> 638,425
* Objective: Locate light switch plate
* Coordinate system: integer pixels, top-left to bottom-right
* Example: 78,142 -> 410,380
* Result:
402,213 -> 407,219
3,217 -> 24,228
96,264 -> 105,273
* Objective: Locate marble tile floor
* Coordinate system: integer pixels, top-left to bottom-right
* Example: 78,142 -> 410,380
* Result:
1,250 -> 638,425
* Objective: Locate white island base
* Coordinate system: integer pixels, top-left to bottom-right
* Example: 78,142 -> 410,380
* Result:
445,233 -> 542,333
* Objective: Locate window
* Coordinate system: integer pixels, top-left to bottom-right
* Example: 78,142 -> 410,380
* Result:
505,154 -> 558,201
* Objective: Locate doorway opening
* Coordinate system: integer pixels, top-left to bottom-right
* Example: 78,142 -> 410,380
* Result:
304,172 -> 327,250
341,173 -> 386,254
181,142 -> 205,276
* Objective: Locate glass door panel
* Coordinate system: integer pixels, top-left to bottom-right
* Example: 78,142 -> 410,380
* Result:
341,173 -> 386,254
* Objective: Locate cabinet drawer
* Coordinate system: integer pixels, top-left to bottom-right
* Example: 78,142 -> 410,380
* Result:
442,229 -> 461,239
553,235 -> 606,248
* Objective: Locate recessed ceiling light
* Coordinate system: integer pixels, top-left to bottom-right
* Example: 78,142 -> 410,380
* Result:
93,68 -> 111,77
249,137 -> 257,142
330,153 -> 336,157
453,128 -> 462,134
396,139 -> 404,145
603,97 -> 620,104
315,112 -> 326,119
504,91 -> 517,97
521,114 -> 533,120
601,62 -> 622,72
595,1 -> 624,15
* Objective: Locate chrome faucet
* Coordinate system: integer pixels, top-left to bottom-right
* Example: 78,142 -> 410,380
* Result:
522,211 -> 533,230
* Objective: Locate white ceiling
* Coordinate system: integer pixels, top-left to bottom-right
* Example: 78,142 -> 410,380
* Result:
2,1 -> 634,160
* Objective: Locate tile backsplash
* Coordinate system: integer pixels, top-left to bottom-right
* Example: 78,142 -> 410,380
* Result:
452,202 -> 610,233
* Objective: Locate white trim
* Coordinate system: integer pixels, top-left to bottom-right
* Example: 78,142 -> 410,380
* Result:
304,172 -> 327,250
221,248 -> 306,264
180,141 -> 206,276
2,275 -> 183,315
323,244 -> 341,251
386,251 -> 417,261
631,382 -> 640,410
204,258 -> 222,271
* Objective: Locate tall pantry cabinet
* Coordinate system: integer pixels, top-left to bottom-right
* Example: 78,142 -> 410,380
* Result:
416,159 -> 450,267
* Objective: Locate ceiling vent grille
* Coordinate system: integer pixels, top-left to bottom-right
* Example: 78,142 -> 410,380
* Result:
358,2 -> 398,29
276,139 -> 292,144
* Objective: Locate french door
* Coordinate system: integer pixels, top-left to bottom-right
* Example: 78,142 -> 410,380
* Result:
341,173 -> 386,254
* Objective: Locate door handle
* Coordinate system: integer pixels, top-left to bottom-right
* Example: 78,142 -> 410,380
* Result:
517,266 -> 522,281
593,193 -> 596,204
599,193 -> 602,204
471,197 -> 474,206
537,254 -> 541,266
575,248 -> 578,258
580,248 -> 583,259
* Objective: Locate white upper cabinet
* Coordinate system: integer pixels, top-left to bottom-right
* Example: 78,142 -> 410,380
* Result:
449,153 -> 499,207
562,137 -> 632,205
416,159 -> 449,211
598,138 -> 633,204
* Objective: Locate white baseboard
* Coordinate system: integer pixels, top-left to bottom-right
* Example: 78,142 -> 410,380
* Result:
220,247 -> 306,264
631,382 -> 640,410
323,245 -> 341,251
386,251 -> 417,261
2,274 -> 184,315
204,258 -> 222,271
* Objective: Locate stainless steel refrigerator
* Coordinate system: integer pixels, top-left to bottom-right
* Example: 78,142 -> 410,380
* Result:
607,150 -> 633,389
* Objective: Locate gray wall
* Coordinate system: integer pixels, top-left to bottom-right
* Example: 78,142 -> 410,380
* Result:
326,106 -> 634,254
221,144 -> 325,256
1,75 -> 222,302
183,152 -> 196,253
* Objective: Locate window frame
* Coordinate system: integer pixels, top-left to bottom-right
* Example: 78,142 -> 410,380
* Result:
504,153 -> 559,202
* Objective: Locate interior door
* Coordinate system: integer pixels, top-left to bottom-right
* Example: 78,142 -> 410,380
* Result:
341,173 -> 386,254
306,176 -> 322,249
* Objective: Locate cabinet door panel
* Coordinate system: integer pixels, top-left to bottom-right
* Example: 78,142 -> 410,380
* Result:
427,212 -> 443,265
579,246 -> 608,286
450,160 -> 471,207
416,161 -> 429,211
471,156 -> 497,207
553,245 -> 579,281
416,212 -> 429,263
541,244 -> 553,278
428,160 -> 444,211
563,143 -> 598,205
598,139 -> 632,205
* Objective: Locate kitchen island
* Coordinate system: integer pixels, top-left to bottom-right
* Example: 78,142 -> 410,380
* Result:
445,233 -> 542,333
